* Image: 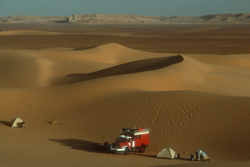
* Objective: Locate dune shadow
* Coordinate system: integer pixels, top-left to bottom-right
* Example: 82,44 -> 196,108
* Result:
68,55 -> 183,80
49,139 -> 111,154
130,152 -> 158,159
0,120 -> 10,127
74,45 -> 98,51
52,55 -> 184,86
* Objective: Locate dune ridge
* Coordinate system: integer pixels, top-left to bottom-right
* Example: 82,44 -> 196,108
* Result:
61,55 -> 183,85
1,43 -> 250,97
0,50 -> 54,88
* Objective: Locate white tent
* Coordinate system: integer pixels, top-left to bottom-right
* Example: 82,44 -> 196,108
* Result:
10,117 -> 26,128
157,148 -> 179,159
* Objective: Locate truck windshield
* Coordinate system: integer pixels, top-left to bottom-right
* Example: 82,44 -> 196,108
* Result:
117,137 -> 127,142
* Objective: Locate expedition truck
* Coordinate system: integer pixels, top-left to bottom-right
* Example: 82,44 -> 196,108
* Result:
109,128 -> 149,155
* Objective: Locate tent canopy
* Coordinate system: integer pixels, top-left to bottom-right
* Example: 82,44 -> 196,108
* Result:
157,148 -> 179,159
190,149 -> 210,161
10,117 -> 25,128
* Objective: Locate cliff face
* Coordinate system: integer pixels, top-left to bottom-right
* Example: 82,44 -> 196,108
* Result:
66,14 -> 163,24
1,13 -> 250,24
200,13 -> 250,23
66,13 -> 250,24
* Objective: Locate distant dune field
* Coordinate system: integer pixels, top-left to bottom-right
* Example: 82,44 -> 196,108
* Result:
0,20 -> 250,167
1,13 -> 250,24
1,23 -> 250,54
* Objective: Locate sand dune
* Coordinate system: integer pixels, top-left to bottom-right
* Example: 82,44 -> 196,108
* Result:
0,50 -> 54,88
2,43 -> 250,96
0,26 -> 250,167
60,55 -> 183,85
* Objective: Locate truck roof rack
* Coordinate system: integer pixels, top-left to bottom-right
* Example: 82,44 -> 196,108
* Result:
121,128 -> 150,134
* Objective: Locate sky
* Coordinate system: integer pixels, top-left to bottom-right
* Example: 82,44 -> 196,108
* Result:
0,0 -> 250,17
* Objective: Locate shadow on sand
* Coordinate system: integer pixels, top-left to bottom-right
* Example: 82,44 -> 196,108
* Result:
130,152 -> 191,162
0,120 -> 10,127
49,138 -> 191,162
51,55 -> 184,86
49,139 -> 109,154
74,45 -> 98,51
49,138 -> 156,157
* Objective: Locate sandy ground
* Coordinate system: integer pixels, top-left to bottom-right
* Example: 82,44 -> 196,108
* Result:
0,23 -> 250,167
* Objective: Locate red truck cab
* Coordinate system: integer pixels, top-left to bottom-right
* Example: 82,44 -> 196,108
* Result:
110,128 -> 149,154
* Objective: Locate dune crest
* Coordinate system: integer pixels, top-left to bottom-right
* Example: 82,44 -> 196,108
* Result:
0,50 -> 54,88
1,43 -> 250,97
55,55 -> 184,85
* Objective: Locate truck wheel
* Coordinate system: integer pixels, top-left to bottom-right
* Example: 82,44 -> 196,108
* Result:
124,147 -> 129,155
139,144 -> 146,153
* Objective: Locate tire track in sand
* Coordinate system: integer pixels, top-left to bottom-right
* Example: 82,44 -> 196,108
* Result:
177,104 -> 217,140
160,101 -> 193,136
150,99 -> 171,132
167,104 -> 203,138
23,93 -> 56,122
132,97 -> 149,128
167,102 -> 217,138
64,91 -> 123,125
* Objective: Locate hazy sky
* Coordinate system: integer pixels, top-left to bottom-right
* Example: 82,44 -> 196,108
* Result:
0,0 -> 250,17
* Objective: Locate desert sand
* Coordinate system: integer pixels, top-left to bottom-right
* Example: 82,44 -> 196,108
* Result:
0,18 -> 250,167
